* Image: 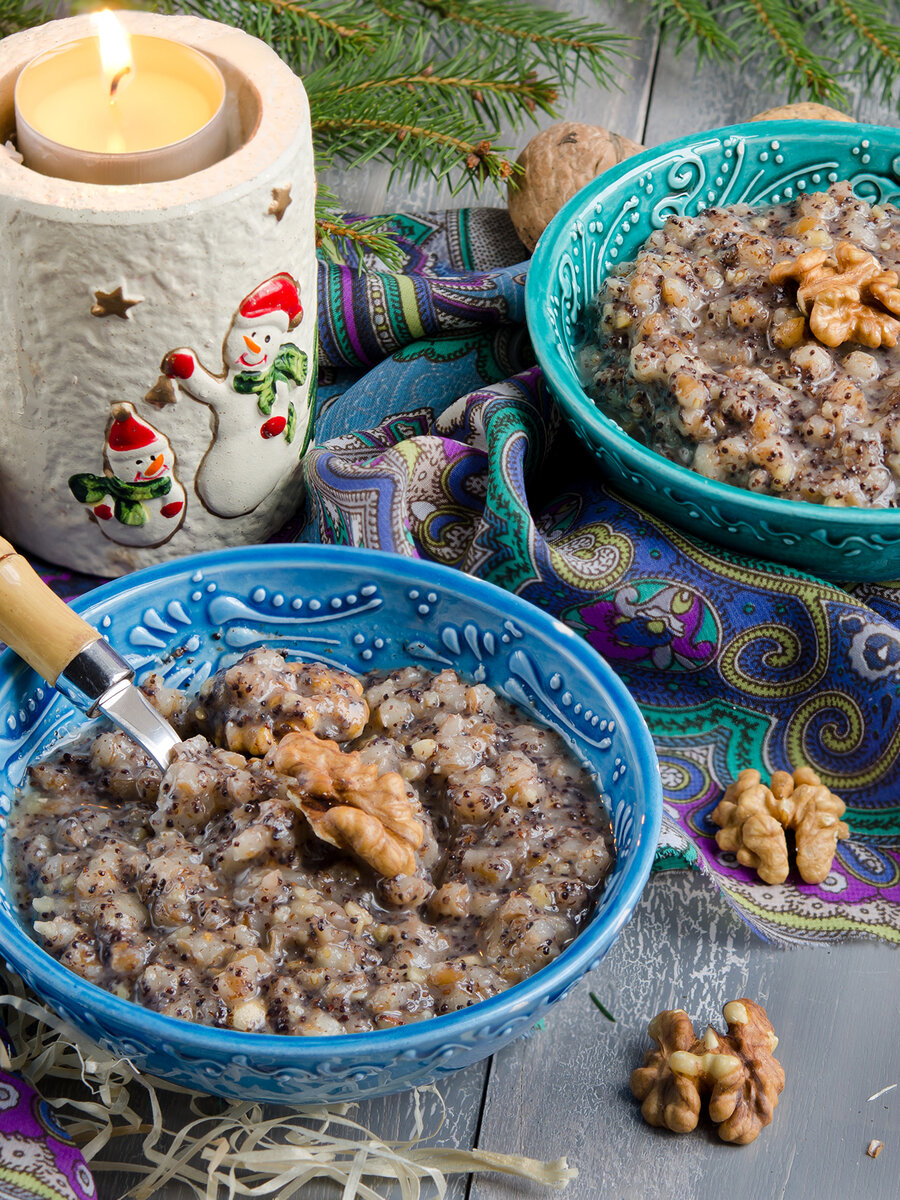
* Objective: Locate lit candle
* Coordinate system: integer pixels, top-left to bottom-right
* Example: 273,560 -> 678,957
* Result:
14,10 -> 228,185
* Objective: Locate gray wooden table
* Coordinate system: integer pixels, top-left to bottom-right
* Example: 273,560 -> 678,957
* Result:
103,4 -> 899,1197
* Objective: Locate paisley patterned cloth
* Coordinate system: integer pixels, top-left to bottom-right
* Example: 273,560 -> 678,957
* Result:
304,208 -> 900,947
9,205 -> 898,1200
0,1050 -> 94,1200
36,208 -> 900,951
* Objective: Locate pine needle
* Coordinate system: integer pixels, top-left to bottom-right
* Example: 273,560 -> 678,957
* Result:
7,0 -> 900,256
638,0 -> 740,62
589,993 -> 616,1022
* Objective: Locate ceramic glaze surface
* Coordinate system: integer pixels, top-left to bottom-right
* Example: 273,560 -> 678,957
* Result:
0,546 -> 660,1103
0,14 -> 317,577
528,122 -> 900,581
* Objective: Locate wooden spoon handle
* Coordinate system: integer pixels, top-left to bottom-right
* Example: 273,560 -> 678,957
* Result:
0,537 -> 100,684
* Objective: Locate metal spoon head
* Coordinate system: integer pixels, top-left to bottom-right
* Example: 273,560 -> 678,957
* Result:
55,639 -> 181,771
96,678 -> 181,772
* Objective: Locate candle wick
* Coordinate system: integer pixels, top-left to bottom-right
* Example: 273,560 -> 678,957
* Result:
109,66 -> 131,100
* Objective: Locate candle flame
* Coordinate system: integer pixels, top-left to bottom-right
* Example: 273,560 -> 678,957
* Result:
92,10 -> 133,100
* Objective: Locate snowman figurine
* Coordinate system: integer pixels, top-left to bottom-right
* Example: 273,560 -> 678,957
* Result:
161,272 -> 310,519
68,403 -> 187,547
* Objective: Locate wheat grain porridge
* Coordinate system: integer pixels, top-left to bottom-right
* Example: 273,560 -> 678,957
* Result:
580,182 -> 900,506
9,649 -> 614,1035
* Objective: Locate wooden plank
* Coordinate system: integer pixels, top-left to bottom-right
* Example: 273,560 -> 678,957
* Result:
318,0 -> 659,214
79,18 -> 900,1200
470,873 -> 900,1200
90,13 -> 651,1192
94,1057 -> 489,1199
645,38 -> 898,145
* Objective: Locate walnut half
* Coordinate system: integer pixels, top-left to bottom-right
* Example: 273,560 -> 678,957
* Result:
629,1009 -> 717,1133
631,999 -> 784,1144
711,766 -> 849,885
267,729 -> 424,878
710,769 -> 789,884
769,241 -> 900,349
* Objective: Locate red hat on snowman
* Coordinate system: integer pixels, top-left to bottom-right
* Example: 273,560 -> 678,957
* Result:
105,404 -> 168,475
236,273 -> 303,333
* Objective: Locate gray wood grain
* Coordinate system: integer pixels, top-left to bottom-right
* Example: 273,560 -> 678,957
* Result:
317,0 -> 658,214
94,8 -> 900,1198
471,873 -> 900,1200
644,37 -> 899,146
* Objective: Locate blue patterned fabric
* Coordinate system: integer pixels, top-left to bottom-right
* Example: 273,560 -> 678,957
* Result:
301,208 -> 900,945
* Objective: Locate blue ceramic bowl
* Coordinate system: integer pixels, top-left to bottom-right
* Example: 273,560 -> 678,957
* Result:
0,545 -> 660,1104
528,120 -> 900,581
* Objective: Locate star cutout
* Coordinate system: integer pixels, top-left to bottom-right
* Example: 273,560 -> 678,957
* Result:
91,286 -> 141,319
144,376 -> 178,408
268,184 -> 292,222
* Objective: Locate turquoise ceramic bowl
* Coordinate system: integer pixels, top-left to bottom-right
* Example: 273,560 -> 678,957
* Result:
528,121 -> 900,582
0,545 -> 661,1104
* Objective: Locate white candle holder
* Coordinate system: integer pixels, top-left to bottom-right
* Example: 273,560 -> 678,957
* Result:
0,12 -> 317,576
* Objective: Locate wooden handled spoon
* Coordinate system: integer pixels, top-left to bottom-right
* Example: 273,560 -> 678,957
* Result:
0,537 -> 181,770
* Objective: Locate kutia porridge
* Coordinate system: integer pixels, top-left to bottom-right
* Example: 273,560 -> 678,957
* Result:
579,182 -> 900,507
9,649 -> 614,1035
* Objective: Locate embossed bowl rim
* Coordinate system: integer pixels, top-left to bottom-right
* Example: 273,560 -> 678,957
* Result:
0,544 -> 661,1066
527,119 -> 900,535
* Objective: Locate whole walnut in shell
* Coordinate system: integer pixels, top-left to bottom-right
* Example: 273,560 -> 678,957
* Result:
507,121 -> 644,252
749,102 -> 853,123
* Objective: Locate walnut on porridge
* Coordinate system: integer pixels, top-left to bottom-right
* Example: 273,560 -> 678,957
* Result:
11,651 -> 614,1035
580,182 -> 900,507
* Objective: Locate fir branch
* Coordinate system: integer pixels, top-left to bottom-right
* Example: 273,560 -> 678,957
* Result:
313,109 -> 516,193
4,0 -> 900,266
645,0 -> 900,108
375,0 -> 629,91
267,0 -> 371,43
160,0 -> 624,202
306,36 -> 559,130
315,217 -> 407,270
0,0 -> 49,36
165,0 -> 375,67
816,0 -> 900,104
328,62 -> 559,123
639,0 -> 740,61
723,0 -> 845,102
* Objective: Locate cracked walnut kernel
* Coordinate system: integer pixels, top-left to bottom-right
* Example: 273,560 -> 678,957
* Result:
630,999 -> 784,1144
267,729 -> 424,878
304,803 -> 419,879
770,241 -> 900,349
711,766 -> 849,885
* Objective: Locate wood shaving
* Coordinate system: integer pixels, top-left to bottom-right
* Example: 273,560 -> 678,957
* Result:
867,1139 -> 884,1159
0,969 -> 576,1197
867,1084 -> 897,1102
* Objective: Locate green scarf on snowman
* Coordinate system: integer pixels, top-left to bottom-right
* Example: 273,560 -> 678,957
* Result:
68,472 -> 172,526
233,342 -> 308,443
